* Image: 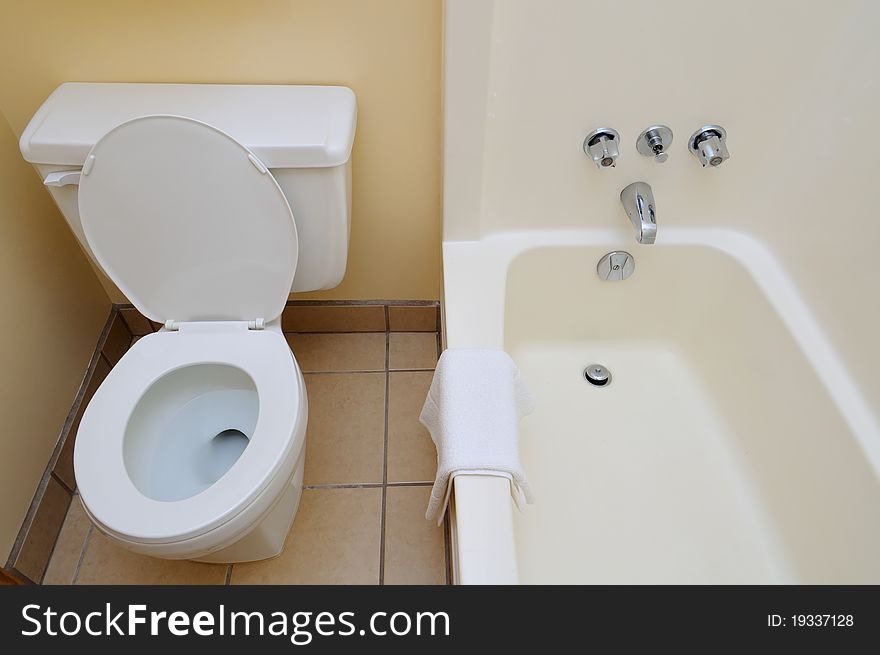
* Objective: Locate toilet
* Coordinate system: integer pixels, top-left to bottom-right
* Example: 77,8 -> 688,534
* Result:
19,83 -> 357,562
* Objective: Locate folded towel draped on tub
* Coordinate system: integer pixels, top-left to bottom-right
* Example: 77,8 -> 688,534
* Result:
419,348 -> 535,524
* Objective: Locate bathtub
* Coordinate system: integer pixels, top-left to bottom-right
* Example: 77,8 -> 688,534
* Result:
442,228 -> 880,584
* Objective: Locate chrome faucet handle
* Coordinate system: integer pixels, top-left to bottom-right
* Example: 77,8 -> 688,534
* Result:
636,125 -> 673,163
583,128 -> 620,168
620,181 -> 657,244
688,124 -> 730,167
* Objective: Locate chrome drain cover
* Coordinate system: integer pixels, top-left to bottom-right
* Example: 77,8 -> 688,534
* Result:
584,364 -> 611,387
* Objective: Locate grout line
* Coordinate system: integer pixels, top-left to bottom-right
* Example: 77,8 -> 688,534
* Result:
436,318 -> 447,583
301,481 -> 430,490
284,299 -> 440,308
71,525 -> 93,585
443,516 -> 453,586
378,322 -> 391,586
384,304 -> 391,333
301,369 -> 386,376
303,483 -> 383,490
283,330 -> 440,335
299,368 -> 436,376
285,330 -> 390,335
51,471 -> 75,496
225,565 -> 233,586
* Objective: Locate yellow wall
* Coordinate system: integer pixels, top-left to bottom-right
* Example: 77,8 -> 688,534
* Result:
0,112 -> 110,561
0,0 -> 443,301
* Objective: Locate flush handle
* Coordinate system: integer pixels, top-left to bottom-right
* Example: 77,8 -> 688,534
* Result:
43,170 -> 81,187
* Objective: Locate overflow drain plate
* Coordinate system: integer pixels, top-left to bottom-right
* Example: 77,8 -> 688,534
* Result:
597,251 -> 635,281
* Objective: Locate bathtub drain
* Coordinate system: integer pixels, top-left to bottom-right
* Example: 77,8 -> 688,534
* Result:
584,364 -> 612,387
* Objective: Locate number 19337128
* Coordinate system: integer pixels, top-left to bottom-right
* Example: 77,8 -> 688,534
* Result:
768,614 -> 854,628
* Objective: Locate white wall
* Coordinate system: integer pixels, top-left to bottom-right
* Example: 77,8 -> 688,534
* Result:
444,0 -> 880,404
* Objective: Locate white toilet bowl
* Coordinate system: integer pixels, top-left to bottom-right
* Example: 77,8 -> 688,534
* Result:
76,321 -> 307,561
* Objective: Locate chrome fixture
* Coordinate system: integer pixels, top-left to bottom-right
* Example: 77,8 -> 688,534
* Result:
584,364 -> 612,387
597,251 -> 635,281
636,125 -> 673,163
583,128 -> 620,168
620,182 -> 657,244
688,124 -> 730,167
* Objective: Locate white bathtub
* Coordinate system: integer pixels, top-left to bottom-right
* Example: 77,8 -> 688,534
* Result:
443,228 -> 880,584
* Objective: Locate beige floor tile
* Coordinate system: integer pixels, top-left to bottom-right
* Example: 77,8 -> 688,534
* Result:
389,305 -> 438,332
388,371 -> 437,483
282,305 -> 386,333
287,333 -> 386,372
303,373 -> 386,484
75,532 -> 227,584
232,488 -> 382,584
389,333 -> 438,370
43,496 -> 91,585
383,486 -> 446,585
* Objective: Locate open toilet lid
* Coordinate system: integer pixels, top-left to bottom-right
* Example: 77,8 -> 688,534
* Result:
78,115 -> 298,324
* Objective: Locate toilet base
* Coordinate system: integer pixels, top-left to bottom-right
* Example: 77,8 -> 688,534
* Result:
194,450 -> 306,564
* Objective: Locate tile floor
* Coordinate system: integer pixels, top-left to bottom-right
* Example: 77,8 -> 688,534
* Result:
42,311 -> 447,585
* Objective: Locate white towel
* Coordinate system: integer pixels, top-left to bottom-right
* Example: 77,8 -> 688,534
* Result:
419,348 -> 535,524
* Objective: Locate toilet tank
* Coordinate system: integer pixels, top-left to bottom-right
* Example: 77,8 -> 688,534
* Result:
19,83 -> 356,292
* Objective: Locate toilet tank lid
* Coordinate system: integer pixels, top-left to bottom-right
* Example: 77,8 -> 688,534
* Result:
19,83 -> 357,168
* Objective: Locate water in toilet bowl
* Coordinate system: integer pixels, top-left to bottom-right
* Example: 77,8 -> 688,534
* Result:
124,364 -> 259,502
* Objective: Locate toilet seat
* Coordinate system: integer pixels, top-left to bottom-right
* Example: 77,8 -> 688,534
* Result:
75,324 -> 305,545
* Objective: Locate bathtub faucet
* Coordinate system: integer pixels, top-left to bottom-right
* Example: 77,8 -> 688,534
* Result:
620,182 -> 657,245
